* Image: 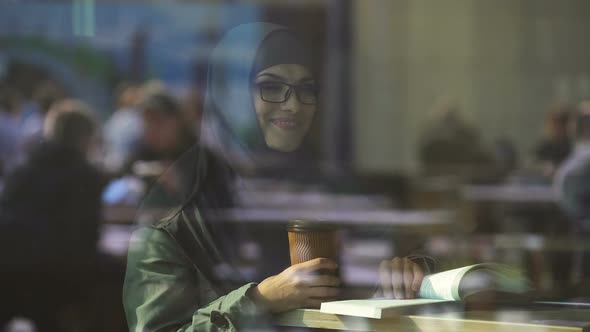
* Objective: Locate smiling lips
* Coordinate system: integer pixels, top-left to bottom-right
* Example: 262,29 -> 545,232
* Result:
270,118 -> 297,130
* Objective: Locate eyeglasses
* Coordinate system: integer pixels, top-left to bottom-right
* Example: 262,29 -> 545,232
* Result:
255,81 -> 319,105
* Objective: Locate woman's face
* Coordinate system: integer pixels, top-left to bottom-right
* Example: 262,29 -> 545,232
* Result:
252,64 -> 318,152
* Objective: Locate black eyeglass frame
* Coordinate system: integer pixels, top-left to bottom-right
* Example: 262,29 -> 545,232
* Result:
254,81 -> 319,105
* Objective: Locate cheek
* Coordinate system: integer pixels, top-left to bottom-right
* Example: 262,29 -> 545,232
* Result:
254,101 -> 273,127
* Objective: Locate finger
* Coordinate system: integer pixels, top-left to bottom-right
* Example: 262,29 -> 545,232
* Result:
298,258 -> 338,272
306,286 -> 340,298
308,275 -> 341,287
313,296 -> 339,304
391,257 -> 404,299
291,271 -> 315,286
412,262 -> 424,293
305,298 -> 324,309
379,260 -> 393,298
403,258 -> 415,299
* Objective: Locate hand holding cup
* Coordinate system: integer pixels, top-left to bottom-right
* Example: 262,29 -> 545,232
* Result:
251,258 -> 340,313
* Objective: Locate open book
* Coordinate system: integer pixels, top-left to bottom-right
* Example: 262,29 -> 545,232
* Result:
320,263 -> 530,319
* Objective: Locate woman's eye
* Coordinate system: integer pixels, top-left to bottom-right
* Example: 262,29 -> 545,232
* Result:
260,83 -> 284,93
301,84 -> 317,92
299,84 -> 317,96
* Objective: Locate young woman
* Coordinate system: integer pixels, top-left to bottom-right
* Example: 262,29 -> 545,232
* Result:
123,22 -> 428,331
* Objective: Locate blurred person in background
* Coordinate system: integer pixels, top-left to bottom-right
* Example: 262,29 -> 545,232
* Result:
122,91 -> 197,208
123,23 -> 432,332
0,62 -> 67,168
555,99 -> 590,298
124,91 -> 196,172
418,97 -> 493,179
532,105 -> 572,178
19,79 -> 67,149
0,99 -> 113,331
0,84 -> 23,176
103,82 -> 144,173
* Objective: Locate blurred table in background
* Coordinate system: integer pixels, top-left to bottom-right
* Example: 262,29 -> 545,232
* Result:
461,184 -> 558,204
102,188 -> 408,224
102,205 -> 456,231
217,208 -> 455,232
458,183 -> 565,235
236,190 -> 395,209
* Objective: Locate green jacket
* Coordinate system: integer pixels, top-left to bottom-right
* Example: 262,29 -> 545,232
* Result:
123,207 -> 267,331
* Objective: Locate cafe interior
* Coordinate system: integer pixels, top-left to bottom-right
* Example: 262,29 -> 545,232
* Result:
1,0 -> 590,331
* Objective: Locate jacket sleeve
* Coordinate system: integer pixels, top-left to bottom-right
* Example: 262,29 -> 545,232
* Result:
123,227 -> 263,332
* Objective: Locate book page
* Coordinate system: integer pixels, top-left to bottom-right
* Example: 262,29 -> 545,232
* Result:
418,264 -> 484,300
320,298 -> 450,319
485,264 -> 530,294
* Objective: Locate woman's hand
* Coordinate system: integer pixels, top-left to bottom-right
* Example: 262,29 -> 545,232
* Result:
250,258 -> 340,313
378,257 -> 424,299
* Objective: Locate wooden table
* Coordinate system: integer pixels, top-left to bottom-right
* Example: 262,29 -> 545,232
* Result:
275,307 -> 590,331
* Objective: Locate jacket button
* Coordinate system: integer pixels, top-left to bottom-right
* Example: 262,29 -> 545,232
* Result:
210,311 -> 229,329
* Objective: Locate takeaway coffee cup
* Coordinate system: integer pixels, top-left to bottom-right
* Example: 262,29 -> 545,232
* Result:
287,220 -> 340,276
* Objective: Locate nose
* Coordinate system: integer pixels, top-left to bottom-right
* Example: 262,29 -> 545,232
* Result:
281,88 -> 301,113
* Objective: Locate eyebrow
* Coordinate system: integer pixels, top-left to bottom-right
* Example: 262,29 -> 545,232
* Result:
256,72 -> 315,83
